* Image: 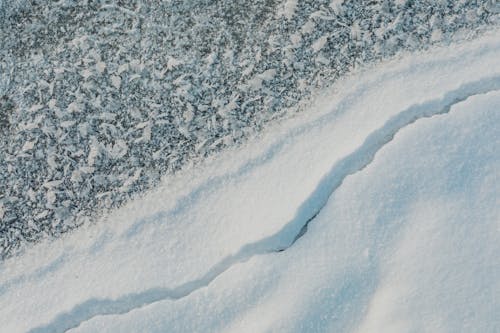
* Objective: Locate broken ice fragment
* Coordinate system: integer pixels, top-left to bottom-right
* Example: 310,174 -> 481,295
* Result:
21,141 -> 36,152
136,121 -> 150,129
71,170 -> 83,183
280,0 -> 297,20
35,210 -> 49,220
311,35 -> 329,52
46,191 -> 56,205
29,104 -> 44,113
96,61 -> 107,73
67,102 -> 81,113
329,0 -> 342,12
167,57 -> 183,70
80,69 -> 93,79
122,169 -> 142,188
98,112 -> 117,121
47,154 -> 58,169
43,180 -> 63,189
78,123 -> 89,137
430,29 -> 443,42
117,63 -> 129,74
60,121 -> 76,128
48,99 -> 57,109
142,125 -> 152,142
108,139 -> 128,159
111,75 -> 122,89
184,104 -> 195,122
27,189 -> 36,201
87,140 -> 100,166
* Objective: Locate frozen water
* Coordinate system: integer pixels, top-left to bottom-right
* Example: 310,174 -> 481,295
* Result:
0,32 -> 499,333
0,0 -> 498,257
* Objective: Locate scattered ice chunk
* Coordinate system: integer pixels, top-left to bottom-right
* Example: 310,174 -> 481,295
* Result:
67,102 -> 81,113
60,121 -> 76,128
21,141 -> 36,152
152,149 -> 163,160
301,20 -> 315,34
27,219 -> 39,231
96,61 -> 107,74
108,140 -> 128,159
35,210 -> 49,220
26,189 -> 36,201
247,69 -> 277,90
29,104 -> 43,113
80,69 -> 93,79
280,0 -> 298,20
259,69 -> 277,81
48,99 -> 57,109
129,74 -> 141,81
88,140 -> 100,166
167,57 -> 183,70
117,63 -> 129,75
311,35 -> 329,52
111,75 -> 121,89
135,121 -> 150,130
46,191 -> 56,205
351,21 -> 361,40
98,113 -> 117,121
129,59 -> 144,72
184,104 -> 195,122
78,123 -> 89,137
121,168 -> 142,190
43,180 -> 63,189
47,154 -> 58,169
53,67 -> 65,75
290,32 -> 302,47
80,166 -> 95,174
431,29 -> 444,42
142,125 -> 152,142
330,0 -> 343,12
71,170 -> 83,183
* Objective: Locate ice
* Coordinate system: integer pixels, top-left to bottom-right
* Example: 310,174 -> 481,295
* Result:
1,0 -> 497,257
311,35 -> 329,53
21,141 -> 35,152
110,75 -> 121,89
0,32 -> 499,333
280,0 -> 298,20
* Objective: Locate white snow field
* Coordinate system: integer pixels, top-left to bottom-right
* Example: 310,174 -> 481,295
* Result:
1,32 -> 500,333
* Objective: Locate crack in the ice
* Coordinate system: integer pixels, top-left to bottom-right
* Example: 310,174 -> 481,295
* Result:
28,76 -> 500,333
122,41 -> 500,240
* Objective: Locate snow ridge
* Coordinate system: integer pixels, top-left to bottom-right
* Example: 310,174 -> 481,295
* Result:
28,76 -> 500,333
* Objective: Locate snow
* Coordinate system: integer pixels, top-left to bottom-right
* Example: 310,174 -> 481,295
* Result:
1,33 -> 500,333
1,1 -> 496,256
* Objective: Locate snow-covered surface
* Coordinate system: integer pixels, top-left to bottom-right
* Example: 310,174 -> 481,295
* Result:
1,33 -> 500,332
1,0 -> 498,257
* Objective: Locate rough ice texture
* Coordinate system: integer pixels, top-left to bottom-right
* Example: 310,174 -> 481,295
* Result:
0,0 -> 498,257
0,33 -> 499,332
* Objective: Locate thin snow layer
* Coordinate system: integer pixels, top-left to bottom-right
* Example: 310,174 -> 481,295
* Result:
1,34 -> 500,333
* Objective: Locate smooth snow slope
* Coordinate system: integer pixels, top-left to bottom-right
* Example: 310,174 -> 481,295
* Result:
1,32 -> 500,333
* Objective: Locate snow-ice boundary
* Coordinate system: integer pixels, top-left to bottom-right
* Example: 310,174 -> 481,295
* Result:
28,75 -> 500,333
1,30 -> 499,333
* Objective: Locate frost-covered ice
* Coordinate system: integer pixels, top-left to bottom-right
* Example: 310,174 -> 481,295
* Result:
0,0 -> 498,257
0,32 -> 499,332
